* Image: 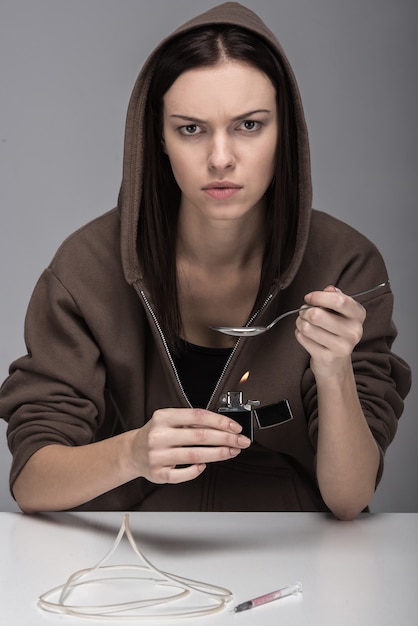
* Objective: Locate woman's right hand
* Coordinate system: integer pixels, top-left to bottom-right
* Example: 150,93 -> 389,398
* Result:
131,408 -> 251,484
12,408 -> 251,513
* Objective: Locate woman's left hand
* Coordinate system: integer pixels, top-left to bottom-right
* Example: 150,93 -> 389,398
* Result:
295,285 -> 366,379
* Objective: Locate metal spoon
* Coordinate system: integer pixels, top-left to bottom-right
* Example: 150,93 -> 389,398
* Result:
210,280 -> 390,338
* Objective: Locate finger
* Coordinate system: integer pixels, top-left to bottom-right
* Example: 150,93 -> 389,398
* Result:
154,407 -> 243,433
296,315 -> 362,355
299,306 -> 352,337
164,464 -> 207,484
158,427 -> 251,449
323,285 -> 366,314
302,290 -> 366,324
147,446 -> 243,483
157,444 -> 243,469
296,318 -> 346,353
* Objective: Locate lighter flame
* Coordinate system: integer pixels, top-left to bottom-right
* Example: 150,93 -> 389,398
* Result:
239,371 -> 250,383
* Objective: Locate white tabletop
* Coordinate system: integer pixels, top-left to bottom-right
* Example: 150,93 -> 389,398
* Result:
1,512 -> 417,625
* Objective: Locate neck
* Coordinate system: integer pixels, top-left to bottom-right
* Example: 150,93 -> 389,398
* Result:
177,205 -> 265,270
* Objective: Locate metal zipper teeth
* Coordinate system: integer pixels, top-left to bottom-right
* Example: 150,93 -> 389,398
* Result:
140,289 -> 274,411
205,339 -> 241,409
140,290 -> 192,408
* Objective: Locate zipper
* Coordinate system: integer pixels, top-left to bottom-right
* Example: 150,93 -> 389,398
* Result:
205,340 -> 241,409
139,288 -> 274,411
139,289 -> 192,408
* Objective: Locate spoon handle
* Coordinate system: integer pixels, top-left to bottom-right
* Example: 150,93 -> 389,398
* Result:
266,280 -> 390,330
348,280 -> 390,298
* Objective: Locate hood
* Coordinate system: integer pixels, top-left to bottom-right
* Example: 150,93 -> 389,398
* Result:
118,1 -> 312,290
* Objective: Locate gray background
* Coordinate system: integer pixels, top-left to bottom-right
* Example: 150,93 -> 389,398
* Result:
0,0 -> 416,512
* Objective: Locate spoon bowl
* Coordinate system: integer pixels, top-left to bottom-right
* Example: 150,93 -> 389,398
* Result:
210,281 -> 390,338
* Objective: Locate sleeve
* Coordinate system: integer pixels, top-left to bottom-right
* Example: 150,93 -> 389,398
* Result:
302,286 -> 411,488
0,267 -> 107,490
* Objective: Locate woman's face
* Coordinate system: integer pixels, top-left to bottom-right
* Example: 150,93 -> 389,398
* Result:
162,60 -> 278,224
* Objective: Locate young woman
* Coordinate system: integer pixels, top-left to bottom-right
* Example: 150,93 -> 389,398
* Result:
0,2 -> 410,519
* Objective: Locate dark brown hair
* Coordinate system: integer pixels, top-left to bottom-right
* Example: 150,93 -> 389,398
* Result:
138,25 -> 298,349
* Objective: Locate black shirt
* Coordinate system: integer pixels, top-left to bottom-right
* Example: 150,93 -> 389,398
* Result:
173,339 -> 232,408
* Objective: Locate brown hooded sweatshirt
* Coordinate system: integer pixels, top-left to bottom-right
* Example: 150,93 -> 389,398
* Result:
0,2 -> 411,511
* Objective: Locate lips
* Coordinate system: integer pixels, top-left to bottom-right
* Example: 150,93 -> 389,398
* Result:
202,181 -> 243,200
202,181 -> 242,190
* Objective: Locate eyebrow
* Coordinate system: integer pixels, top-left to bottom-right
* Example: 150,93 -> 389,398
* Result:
169,109 -> 272,124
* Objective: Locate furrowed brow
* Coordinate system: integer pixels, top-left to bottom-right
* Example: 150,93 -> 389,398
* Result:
170,109 -> 272,124
170,115 -> 207,124
231,109 -> 272,121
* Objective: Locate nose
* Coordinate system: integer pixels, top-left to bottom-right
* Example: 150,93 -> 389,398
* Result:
208,132 -> 235,172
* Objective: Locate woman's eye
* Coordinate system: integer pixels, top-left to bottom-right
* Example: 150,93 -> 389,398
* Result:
179,124 -> 201,136
239,120 -> 261,132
